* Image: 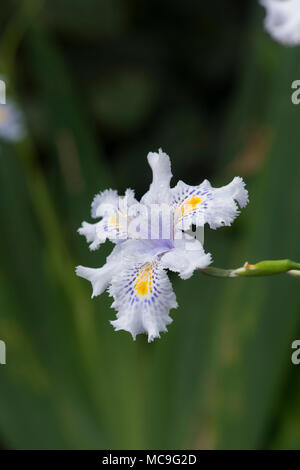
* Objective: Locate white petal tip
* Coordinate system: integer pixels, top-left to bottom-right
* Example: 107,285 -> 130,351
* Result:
91,189 -> 119,219
75,265 -> 85,277
261,0 -> 300,46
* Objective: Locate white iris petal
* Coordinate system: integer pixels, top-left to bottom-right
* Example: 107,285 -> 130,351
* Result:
79,188 -> 141,249
109,251 -> 177,342
141,148 -> 172,205
171,176 -> 248,232
261,0 -> 300,45
0,101 -> 25,142
160,235 -> 212,280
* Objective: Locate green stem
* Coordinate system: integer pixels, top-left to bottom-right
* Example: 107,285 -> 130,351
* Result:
200,259 -> 300,279
200,267 -> 237,278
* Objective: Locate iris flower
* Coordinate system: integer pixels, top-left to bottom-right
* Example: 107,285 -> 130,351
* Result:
0,101 -> 25,142
261,0 -> 300,45
76,150 -> 248,342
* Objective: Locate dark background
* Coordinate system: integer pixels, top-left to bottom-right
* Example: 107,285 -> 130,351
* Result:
0,0 -> 300,449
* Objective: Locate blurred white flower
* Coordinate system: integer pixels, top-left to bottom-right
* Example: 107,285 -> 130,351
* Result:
261,0 -> 300,45
76,149 -> 248,342
0,101 -> 25,142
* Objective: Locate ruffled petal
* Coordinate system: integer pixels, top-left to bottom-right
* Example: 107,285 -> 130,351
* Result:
171,176 -> 248,232
78,220 -> 106,251
76,239 -> 167,298
79,188 -> 141,249
160,235 -> 212,280
141,149 -> 172,205
91,188 -> 119,219
109,254 -> 177,342
76,265 -> 112,298
261,0 -> 300,45
75,243 -> 123,297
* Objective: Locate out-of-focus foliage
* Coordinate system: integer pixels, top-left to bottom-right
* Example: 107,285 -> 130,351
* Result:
0,0 -> 300,449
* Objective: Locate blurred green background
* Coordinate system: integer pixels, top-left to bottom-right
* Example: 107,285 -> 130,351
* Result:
1,0 -> 300,450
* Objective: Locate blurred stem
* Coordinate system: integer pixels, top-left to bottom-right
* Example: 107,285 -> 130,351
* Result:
0,0 -> 99,379
200,267 -> 236,278
15,137 -> 99,358
200,259 -> 300,278
0,0 -> 43,78
14,133 -> 118,441
0,8 -> 116,439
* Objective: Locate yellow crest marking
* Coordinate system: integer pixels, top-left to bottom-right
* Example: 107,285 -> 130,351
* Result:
135,264 -> 153,296
109,211 -> 130,231
109,216 -> 120,228
180,195 -> 202,217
